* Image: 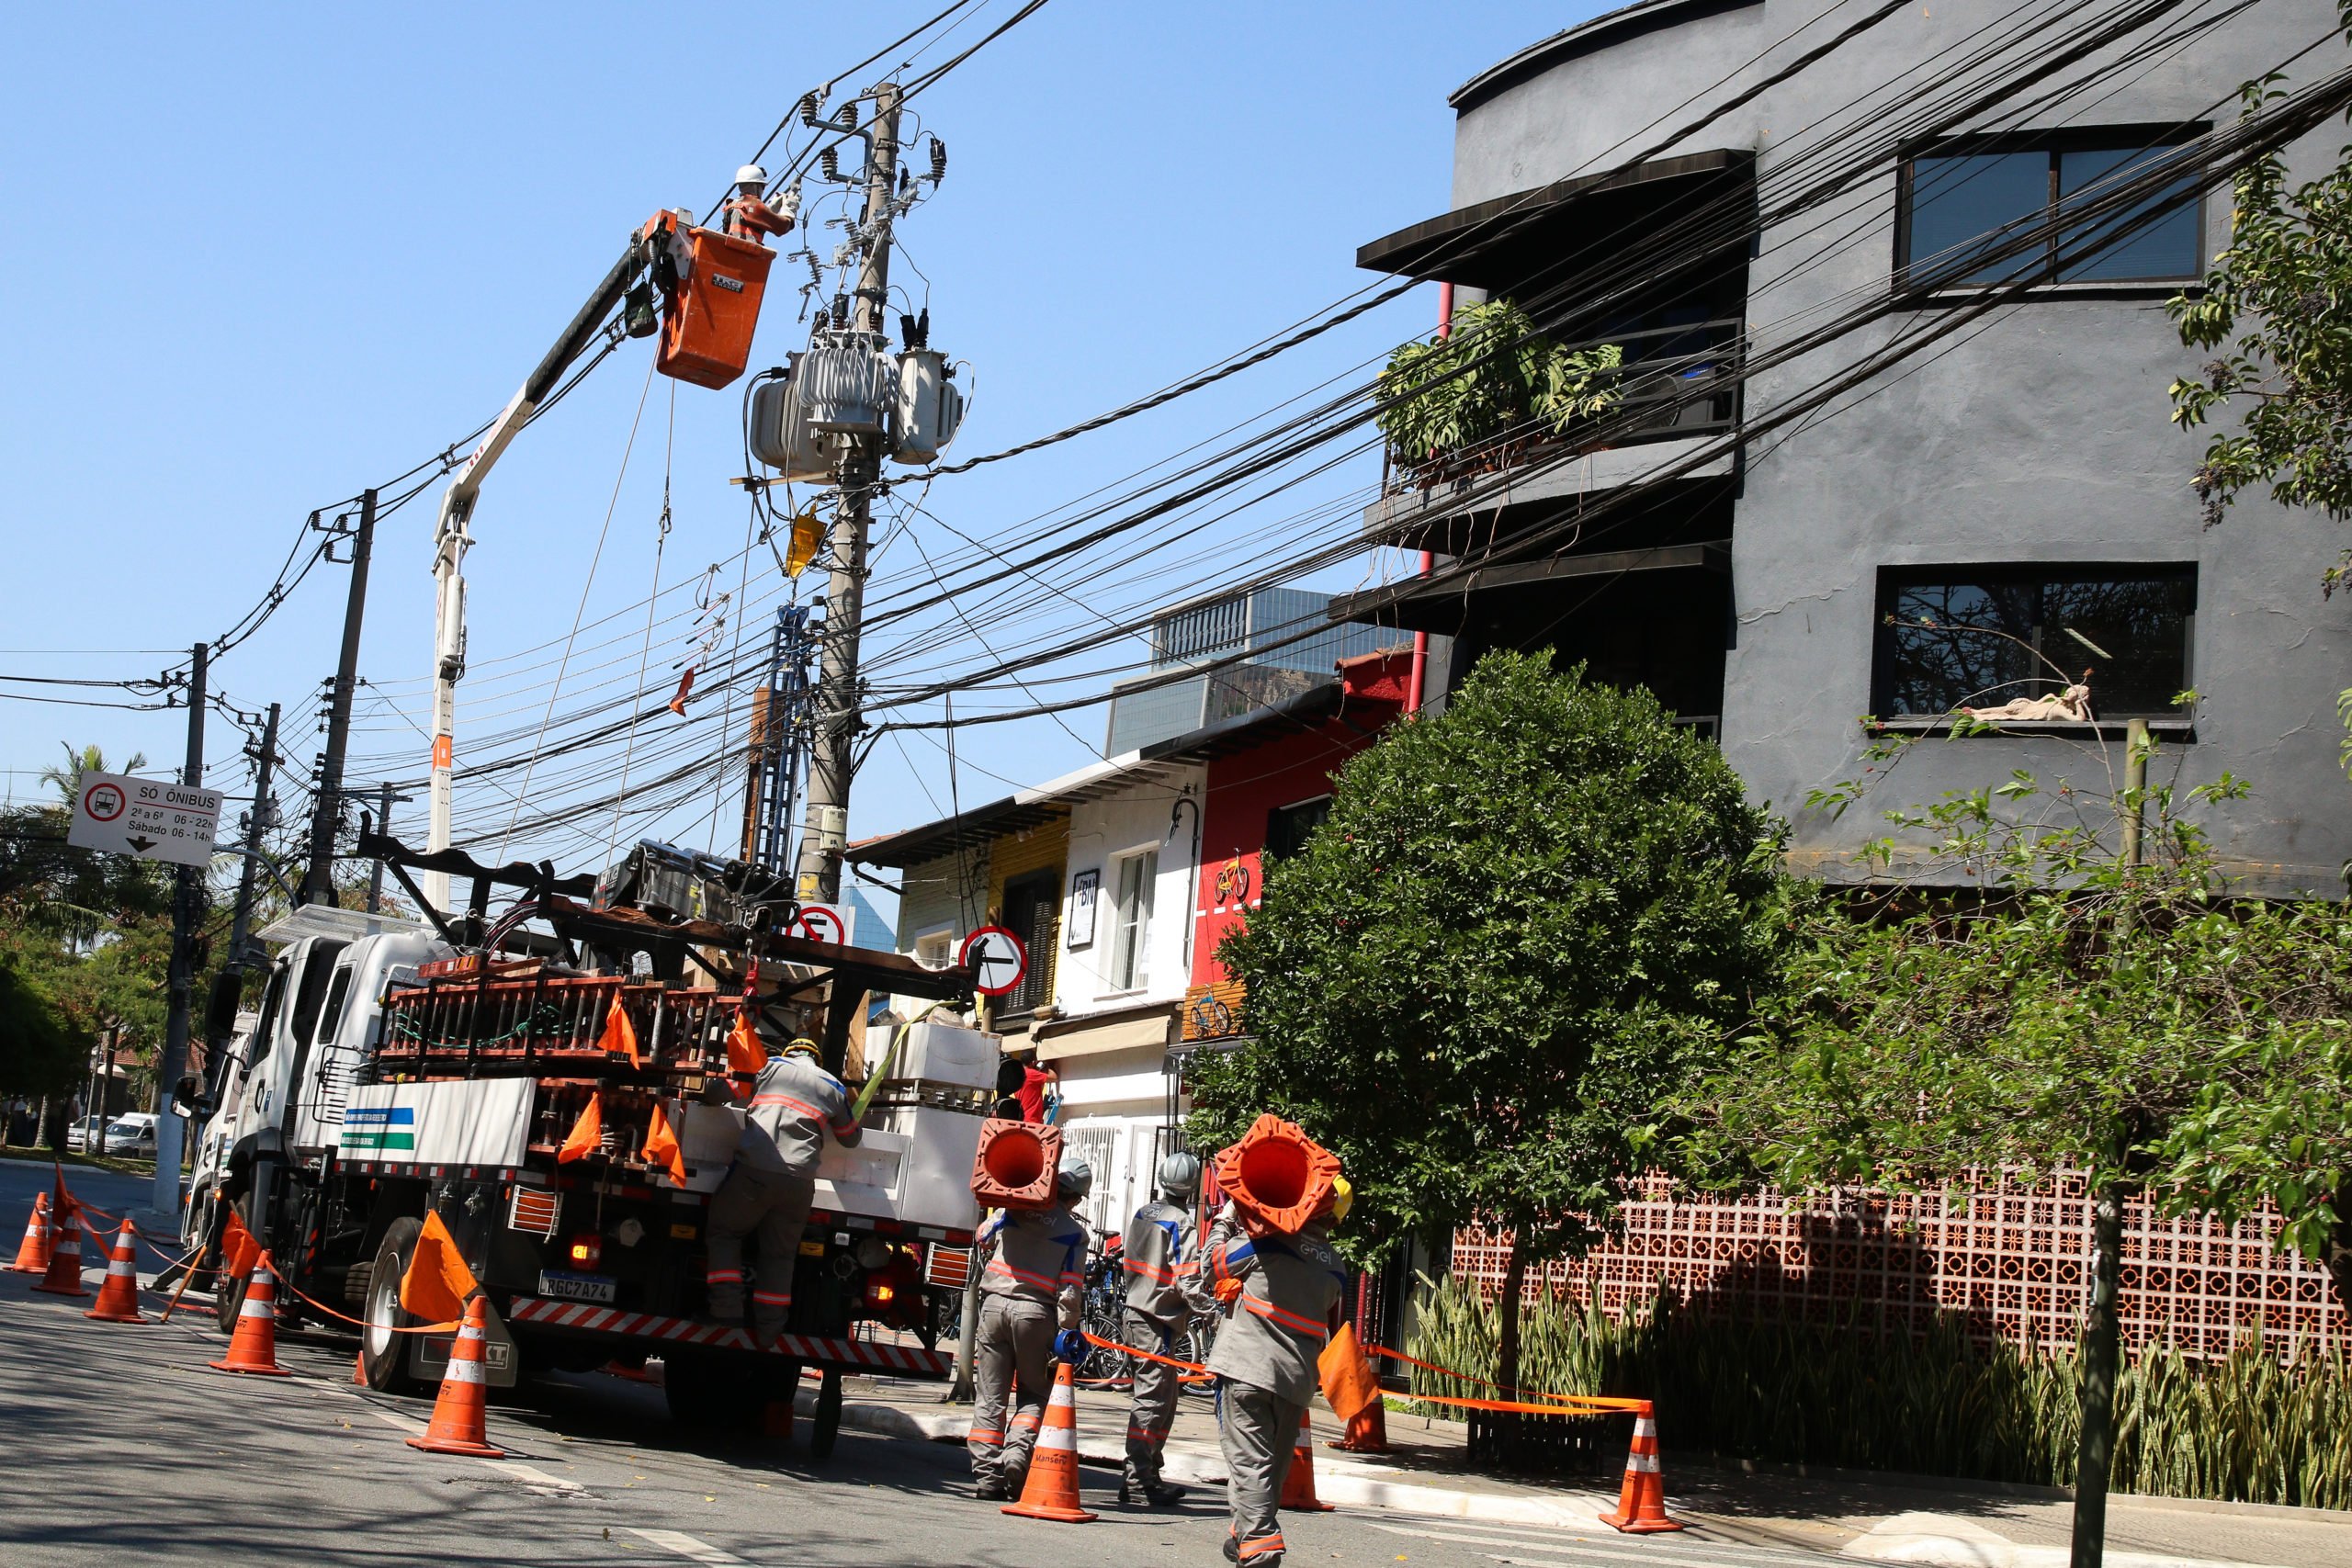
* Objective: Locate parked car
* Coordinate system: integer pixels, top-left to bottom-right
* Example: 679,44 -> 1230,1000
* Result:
103,1114 -> 158,1157
65,1114 -> 107,1153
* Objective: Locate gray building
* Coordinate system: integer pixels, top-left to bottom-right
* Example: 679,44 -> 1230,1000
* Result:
1335,0 -> 2352,894
1103,586 -> 1402,754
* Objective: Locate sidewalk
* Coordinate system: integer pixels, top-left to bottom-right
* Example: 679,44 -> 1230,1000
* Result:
805,1372 -> 2352,1568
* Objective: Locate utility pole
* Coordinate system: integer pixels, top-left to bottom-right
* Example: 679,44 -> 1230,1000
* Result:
304,490 -> 375,906
224,703 -> 281,971
794,80 -> 903,906
153,641 -> 207,1217
368,781 -> 399,912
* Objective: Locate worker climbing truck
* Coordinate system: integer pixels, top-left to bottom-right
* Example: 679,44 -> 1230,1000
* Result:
189,838 -> 990,1450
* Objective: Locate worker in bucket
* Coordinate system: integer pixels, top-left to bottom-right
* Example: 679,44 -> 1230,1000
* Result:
1119,1149 -> 1208,1506
967,1159 -> 1090,1501
703,1037 -> 860,1344
1202,1172 -> 1351,1565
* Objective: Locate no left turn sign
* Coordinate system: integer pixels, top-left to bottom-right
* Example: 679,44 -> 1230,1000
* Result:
958,925 -> 1029,998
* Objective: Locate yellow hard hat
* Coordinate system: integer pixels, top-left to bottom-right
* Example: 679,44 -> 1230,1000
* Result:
1329,1175 -> 1352,1224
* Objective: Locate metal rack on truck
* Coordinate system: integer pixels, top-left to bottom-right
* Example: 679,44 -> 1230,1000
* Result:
192,835 -> 990,1453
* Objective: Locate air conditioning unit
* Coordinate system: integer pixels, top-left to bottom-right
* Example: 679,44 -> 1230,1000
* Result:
799,330 -> 895,434
750,357 -> 831,482
890,348 -> 966,466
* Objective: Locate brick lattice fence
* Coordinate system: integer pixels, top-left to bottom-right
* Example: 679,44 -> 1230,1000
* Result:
1452,1174 -> 2346,1360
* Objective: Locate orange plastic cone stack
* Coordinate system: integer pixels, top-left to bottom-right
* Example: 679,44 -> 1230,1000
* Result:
1001,1359 -> 1096,1523
1598,1402 -> 1684,1534
1279,1407 -> 1336,1511
84,1218 -> 147,1324
29,1198 -> 88,1297
6,1191 -> 51,1274
209,1262 -> 293,1376
406,1295 -> 506,1458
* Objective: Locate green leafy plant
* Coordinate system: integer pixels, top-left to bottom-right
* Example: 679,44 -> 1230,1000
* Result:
1189,650 -> 1786,1394
1375,299 -> 1622,479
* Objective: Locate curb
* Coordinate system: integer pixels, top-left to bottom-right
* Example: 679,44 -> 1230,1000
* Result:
1839,1513 -> 2294,1568
800,1392 -> 1621,1528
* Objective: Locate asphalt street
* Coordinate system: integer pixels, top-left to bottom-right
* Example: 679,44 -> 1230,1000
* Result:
0,1161 -> 1849,1568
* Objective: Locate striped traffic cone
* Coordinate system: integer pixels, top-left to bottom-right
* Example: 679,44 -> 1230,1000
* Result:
84,1218 -> 147,1324
1279,1407 -> 1335,1511
406,1295 -> 506,1458
1598,1402 -> 1684,1534
209,1263 -> 293,1376
6,1191 -> 51,1274
1002,1359 -> 1096,1523
29,1199 -> 88,1297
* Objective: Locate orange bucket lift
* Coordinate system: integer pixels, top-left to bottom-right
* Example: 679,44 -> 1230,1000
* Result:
970,1118 -> 1062,1211
1213,1114 -> 1341,1235
643,210 -> 776,390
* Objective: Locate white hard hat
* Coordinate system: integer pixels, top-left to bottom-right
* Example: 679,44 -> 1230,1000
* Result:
734,164 -> 768,190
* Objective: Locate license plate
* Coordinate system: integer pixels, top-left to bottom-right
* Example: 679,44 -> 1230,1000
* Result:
536,1269 -> 616,1303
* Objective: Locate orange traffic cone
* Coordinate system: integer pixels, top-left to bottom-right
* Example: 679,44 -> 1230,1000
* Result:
1279,1407 -> 1336,1511
1330,1400 -> 1388,1453
1598,1402 -> 1684,1534
406,1295 -> 506,1458
209,1262 -> 293,1376
6,1191 -> 51,1274
29,1199 -> 88,1297
1002,1359 -> 1096,1523
85,1218 -> 147,1324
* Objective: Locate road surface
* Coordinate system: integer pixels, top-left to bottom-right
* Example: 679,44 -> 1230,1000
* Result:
0,1160 -> 1843,1568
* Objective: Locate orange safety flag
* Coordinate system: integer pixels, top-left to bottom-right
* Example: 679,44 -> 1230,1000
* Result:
726,1009 -> 768,1078
558,1093 -> 605,1164
641,1101 -> 688,1185
221,1211 -> 263,1277
667,666 -> 695,716
400,1211 -> 479,1325
1318,1319 -> 1382,1424
598,993 -> 641,1067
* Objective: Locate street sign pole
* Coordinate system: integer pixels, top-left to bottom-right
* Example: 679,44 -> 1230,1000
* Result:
153,643 -> 208,1218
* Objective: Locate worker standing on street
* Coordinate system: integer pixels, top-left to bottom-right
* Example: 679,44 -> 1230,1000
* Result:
967,1160 -> 1090,1501
1120,1150 -> 1207,1506
704,1038 -> 860,1344
1203,1175 -> 1351,1566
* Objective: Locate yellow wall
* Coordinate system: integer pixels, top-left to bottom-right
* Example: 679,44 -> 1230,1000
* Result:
988,817 -> 1069,1008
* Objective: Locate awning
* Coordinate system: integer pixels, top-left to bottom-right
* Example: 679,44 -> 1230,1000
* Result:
1328,541 -> 1730,632
1035,1002 -> 1178,1064
1355,150 -> 1753,290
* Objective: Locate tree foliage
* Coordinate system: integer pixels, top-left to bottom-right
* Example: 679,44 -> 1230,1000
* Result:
1375,299 -> 1622,478
1188,651 -> 1787,1268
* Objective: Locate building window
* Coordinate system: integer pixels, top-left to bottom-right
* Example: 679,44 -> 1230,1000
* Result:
913,930 -> 954,970
1109,850 -> 1157,992
1264,795 -> 1332,862
1873,565 -> 2195,719
1898,127 -> 2203,290
1000,869 -> 1059,1016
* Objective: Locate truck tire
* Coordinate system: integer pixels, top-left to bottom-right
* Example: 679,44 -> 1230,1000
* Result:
665,1353 -> 800,1435
359,1216 -> 428,1395
810,1369 -> 842,1462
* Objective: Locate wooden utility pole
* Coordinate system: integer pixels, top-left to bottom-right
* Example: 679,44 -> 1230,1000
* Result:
304,490 -> 375,906
153,641 -> 207,1215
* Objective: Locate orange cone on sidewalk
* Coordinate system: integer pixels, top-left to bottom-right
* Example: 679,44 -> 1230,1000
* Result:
1002,1359 -> 1096,1523
406,1295 -> 506,1458
1279,1407 -> 1336,1511
29,1199 -> 88,1297
1331,1400 -> 1388,1453
1598,1402 -> 1684,1534
84,1218 -> 147,1324
209,1262 -> 293,1376
6,1191 -> 51,1274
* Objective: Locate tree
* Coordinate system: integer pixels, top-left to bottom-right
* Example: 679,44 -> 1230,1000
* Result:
1188,651 -> 1786,1393
0,940 -> 80,1103
1683,724 -> 2349,1567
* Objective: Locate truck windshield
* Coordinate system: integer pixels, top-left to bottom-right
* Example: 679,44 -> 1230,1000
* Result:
245,966 -> 288,1073
288,942 -> 347,1049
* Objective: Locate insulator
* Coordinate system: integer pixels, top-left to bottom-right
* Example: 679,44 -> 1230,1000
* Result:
836,99 -> 859,130
797,92 -> 820,128
929,137 -> 947,184
819,146 -> 840,183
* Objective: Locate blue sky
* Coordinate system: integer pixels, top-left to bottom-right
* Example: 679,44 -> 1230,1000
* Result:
0,2 -> 1603,914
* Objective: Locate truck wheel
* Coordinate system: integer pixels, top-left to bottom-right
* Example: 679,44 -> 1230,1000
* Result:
810,1369 -> 843,1462
664,1352 -> 757,1431
359,1216 -> 427,1395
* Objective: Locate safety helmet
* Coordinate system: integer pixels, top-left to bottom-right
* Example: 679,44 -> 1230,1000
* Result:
1155,1151 -> 1202,1201
1056,1158 -> 1092,1201
1328,1175 -> 1353,1224
733,164 -> 769,192
780,1037 -> 821,1062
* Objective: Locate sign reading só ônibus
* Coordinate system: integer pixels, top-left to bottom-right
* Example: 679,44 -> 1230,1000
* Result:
66,771 -> 222,869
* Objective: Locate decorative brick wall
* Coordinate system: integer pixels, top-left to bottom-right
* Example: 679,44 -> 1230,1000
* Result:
1452,1174 -> 2346,1361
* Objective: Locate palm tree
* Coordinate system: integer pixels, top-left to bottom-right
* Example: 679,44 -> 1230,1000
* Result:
39,743 -> 146,810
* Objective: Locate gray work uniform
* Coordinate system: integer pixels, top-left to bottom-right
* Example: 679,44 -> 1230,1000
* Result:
1119,1198 -> 1201,1486
706,1052 -> 860,1341
967,1205 -> 1086,1490
1204,1207 -> 1348,1565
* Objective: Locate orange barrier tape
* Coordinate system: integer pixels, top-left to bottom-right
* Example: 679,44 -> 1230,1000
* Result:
1078,1328 -> 1215,1383
1363,1341 -> 1645,1416
254,1251 -> 460,1337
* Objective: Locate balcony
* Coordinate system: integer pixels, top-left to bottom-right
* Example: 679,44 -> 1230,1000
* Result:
1364,317 -> 1744,554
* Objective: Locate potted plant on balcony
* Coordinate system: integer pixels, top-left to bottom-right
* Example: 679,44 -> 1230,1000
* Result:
1375,298 -> 1621,489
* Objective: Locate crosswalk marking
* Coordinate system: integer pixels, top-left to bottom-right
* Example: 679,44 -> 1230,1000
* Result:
1364,1519 -> 1836,1568
628,1529 -> 749,1565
